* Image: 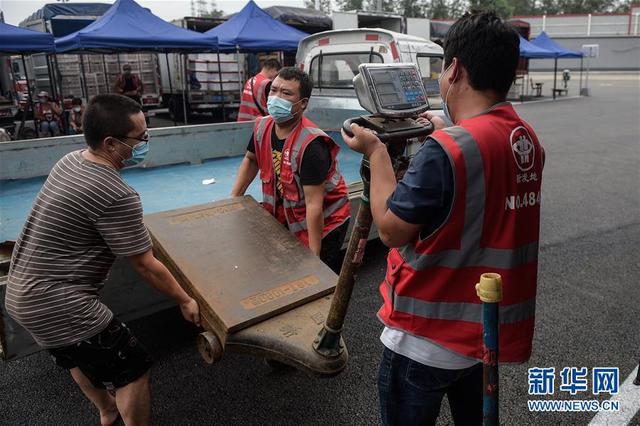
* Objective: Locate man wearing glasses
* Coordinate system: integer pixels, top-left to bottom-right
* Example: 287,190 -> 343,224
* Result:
5,94 -> 200,425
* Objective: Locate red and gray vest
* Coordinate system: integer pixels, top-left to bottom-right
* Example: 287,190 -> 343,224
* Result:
237,73 -> 270,122
378,103 -> 544,363
252,115 -> 351,247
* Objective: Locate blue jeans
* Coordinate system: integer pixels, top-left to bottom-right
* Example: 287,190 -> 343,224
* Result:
378,347 -> 483,426
39,120 -> 60,137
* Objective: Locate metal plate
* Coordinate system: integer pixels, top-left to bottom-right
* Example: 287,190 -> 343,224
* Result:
145,196 -> 338,342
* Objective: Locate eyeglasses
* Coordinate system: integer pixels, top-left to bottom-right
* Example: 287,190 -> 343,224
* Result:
113,131 -> 149,144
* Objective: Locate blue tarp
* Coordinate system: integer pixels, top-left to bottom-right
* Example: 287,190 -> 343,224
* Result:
20,3 -> 113,37
55,0 -> 218,53
0,21 -> 56,53
206,1 -> 308,52
21,3 -> 112,27
531,32 -> 583,58
519,35 -> 554,59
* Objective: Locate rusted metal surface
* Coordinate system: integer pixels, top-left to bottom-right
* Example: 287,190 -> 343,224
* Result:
145,196 -> 338,345
314,198 -> 373,358
227,295 -> 348,377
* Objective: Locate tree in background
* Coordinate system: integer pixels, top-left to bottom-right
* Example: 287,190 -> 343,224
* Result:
336,0 -> 365,10
305,0 -> 334,13
468,0 -> 514,17
396,0 -> 429,17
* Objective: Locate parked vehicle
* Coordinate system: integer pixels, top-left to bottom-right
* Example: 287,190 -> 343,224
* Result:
159,17 -> 245,121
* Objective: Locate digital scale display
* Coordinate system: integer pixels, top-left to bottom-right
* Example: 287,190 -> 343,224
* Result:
368,67 -> 427,111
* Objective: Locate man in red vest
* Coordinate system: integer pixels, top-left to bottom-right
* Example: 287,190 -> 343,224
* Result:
237,59 -> 281,122
231,67 -> 351,272
343,11 -> 544,425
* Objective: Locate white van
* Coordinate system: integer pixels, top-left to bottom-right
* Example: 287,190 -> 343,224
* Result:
296,28 -> 444,108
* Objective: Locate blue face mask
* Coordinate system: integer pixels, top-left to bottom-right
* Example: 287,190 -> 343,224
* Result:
438,63 -> 455,123
267,96 -> 304,124
115,138 -> 149,167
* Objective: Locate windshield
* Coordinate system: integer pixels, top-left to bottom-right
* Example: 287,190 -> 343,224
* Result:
416,54 -> 444,109
309,52 -> 383,89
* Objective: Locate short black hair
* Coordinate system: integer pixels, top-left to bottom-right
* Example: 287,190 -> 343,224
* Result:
262,58 -> 281,71
444,11 -> 519,96
83,94 -> 142,149
72,97 -> 82,106
277,67 -> 313,99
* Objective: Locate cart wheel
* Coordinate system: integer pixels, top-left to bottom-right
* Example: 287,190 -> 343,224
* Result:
197,331 -> 223,364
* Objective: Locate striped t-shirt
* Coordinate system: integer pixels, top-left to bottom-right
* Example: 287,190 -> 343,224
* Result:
5,150 -> 152,348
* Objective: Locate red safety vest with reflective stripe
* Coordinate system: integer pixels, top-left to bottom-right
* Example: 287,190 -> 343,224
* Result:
378,103 -> 544,363
253,115 -> 351,247
237,73 -> 270,122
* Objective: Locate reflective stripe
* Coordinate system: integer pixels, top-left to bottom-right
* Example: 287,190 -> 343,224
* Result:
263,194 -> 276,206
254,117 -> 270,150
400,126 -> 537,270
286,196 -> 349,233
238,112 -> 257,121
401,241 -> 539,269
384,281 -> 536,324
240,100 -> 259,108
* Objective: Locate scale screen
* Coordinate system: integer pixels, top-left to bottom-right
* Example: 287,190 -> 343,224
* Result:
353,63 -> 430,118
368,67 -> 426,111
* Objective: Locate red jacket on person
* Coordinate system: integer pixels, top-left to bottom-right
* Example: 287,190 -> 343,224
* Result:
378,103 -> 544,363
252,115 -> 351,247
238,73 -> 270,122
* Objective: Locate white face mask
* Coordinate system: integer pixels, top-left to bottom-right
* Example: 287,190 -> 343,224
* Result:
73,107 -> 81,112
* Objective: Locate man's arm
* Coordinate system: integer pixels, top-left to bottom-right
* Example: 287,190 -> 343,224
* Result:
231,151 -> 259,196
128,249 -> 200,326
302,184 -> 324,255
341,124 -> 422,248
51,102 -> 62,116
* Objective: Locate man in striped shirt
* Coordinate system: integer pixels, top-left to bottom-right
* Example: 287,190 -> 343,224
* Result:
6,94 -> 200,426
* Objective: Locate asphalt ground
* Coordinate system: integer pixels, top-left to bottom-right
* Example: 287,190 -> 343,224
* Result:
1,73 -> 639,425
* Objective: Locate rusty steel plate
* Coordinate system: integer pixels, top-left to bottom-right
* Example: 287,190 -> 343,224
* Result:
145,196 -> 337,342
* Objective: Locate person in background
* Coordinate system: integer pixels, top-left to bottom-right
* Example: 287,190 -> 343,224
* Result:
69,97 -> 85,134
114,64 -> 143,105
342,11 -> 544,425
5,94 -> 200,426
231,67 -> 351,272
35,91 -> 62,137
237,58 -> 281,122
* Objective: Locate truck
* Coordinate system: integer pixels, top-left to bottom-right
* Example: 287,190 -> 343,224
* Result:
297,28 -> 445,109
159,17 -> 245,122
18,3 -> 161,112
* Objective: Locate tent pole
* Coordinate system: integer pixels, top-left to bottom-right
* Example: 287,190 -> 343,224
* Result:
102,54 -> 110,93
45,54 -> 56,101
182,54 -> 188,125
80,53 -> 89,101
53,54 -> 64,103
236,45 -> 243,104
579,56 -> 583,95
21,54 -> 39,138
165,53 -> 176,126
553,57 -> 557,100
216,49 -> 225,122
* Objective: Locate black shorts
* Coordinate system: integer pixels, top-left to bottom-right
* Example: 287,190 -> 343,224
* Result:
48,318 -> 152,391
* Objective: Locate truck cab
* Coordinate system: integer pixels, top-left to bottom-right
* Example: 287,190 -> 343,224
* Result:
296,28 -> 444,109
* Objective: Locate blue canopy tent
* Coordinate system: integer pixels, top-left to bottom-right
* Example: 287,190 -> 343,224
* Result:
0,22 -> 56,53
55,0 -> 218,53
0,22 -> 57,138
55,0 -> 220,124
205,0 -> 308,52
531,31 -> 584,98
519,35 -> 554,59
